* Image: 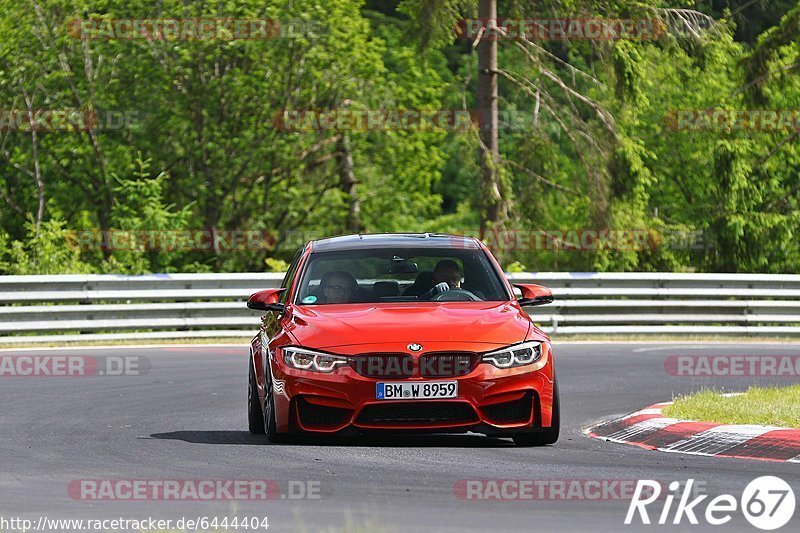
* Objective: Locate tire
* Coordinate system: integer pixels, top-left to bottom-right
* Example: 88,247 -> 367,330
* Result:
248,363 -> 265,435
264,393 -> 287,443
263,362 -> 292,444
513,379 -> 560,446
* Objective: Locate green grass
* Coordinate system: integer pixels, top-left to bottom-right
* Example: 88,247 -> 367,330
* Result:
663,385 -> 800,428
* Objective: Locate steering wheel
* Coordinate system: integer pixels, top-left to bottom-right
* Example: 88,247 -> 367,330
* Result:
425,282 -> 450,299
430,288 -> 481,302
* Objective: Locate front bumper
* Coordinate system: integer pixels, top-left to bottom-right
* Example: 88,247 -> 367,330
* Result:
269,344 -> 555,435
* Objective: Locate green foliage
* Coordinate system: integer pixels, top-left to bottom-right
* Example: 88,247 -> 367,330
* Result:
0,0 -> 799,275
505,260 -> 527,273
264,257 -> 290,273
397,0 -> 477,48
0,219 -> 94,275
100,156 -> 192,274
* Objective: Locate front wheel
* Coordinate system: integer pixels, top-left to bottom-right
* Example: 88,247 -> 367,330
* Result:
513,380 -> 560,446
263,364 -> 292,444
248,363 -> 265,435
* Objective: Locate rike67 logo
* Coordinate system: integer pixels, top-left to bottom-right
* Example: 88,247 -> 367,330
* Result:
626,477 -> 796,530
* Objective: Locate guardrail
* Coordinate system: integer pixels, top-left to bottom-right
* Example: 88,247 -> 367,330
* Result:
1,272 -> 799,343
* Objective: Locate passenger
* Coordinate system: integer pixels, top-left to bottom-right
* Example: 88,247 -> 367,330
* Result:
319,271 -> 358,304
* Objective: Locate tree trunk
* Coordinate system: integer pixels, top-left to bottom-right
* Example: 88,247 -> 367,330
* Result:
20,84 -> 45,267
477,0 -> 506,238
336,134 -> 363,233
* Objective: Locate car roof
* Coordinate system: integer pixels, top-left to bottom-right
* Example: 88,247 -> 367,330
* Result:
308,233 -> 481,252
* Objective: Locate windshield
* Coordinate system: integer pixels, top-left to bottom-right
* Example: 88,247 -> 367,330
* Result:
294,248 -> 508,304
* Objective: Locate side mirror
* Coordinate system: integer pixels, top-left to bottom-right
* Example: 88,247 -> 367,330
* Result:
514,284 -> 554,307
247,288 -> 287,313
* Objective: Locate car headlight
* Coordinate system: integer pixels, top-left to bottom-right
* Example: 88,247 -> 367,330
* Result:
282,346 -> 349,373
481,341 -> 543,369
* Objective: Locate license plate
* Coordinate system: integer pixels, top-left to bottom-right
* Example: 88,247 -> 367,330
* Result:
376,381 -> 458,400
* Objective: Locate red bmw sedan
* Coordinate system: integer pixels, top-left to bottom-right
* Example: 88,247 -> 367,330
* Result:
246,233 -> 558,446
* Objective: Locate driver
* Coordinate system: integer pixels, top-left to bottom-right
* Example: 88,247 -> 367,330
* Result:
431,259 -> 461,289
421,260 -> 462,300
320,271 -> 358,304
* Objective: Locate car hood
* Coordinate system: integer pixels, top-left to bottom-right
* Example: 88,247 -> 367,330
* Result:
285,302 -> 532,352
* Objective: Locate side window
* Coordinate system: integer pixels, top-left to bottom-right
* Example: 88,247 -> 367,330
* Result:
279,249 -> 303,303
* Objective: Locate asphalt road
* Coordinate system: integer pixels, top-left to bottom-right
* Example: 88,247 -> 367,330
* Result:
2,342 -> 800,532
